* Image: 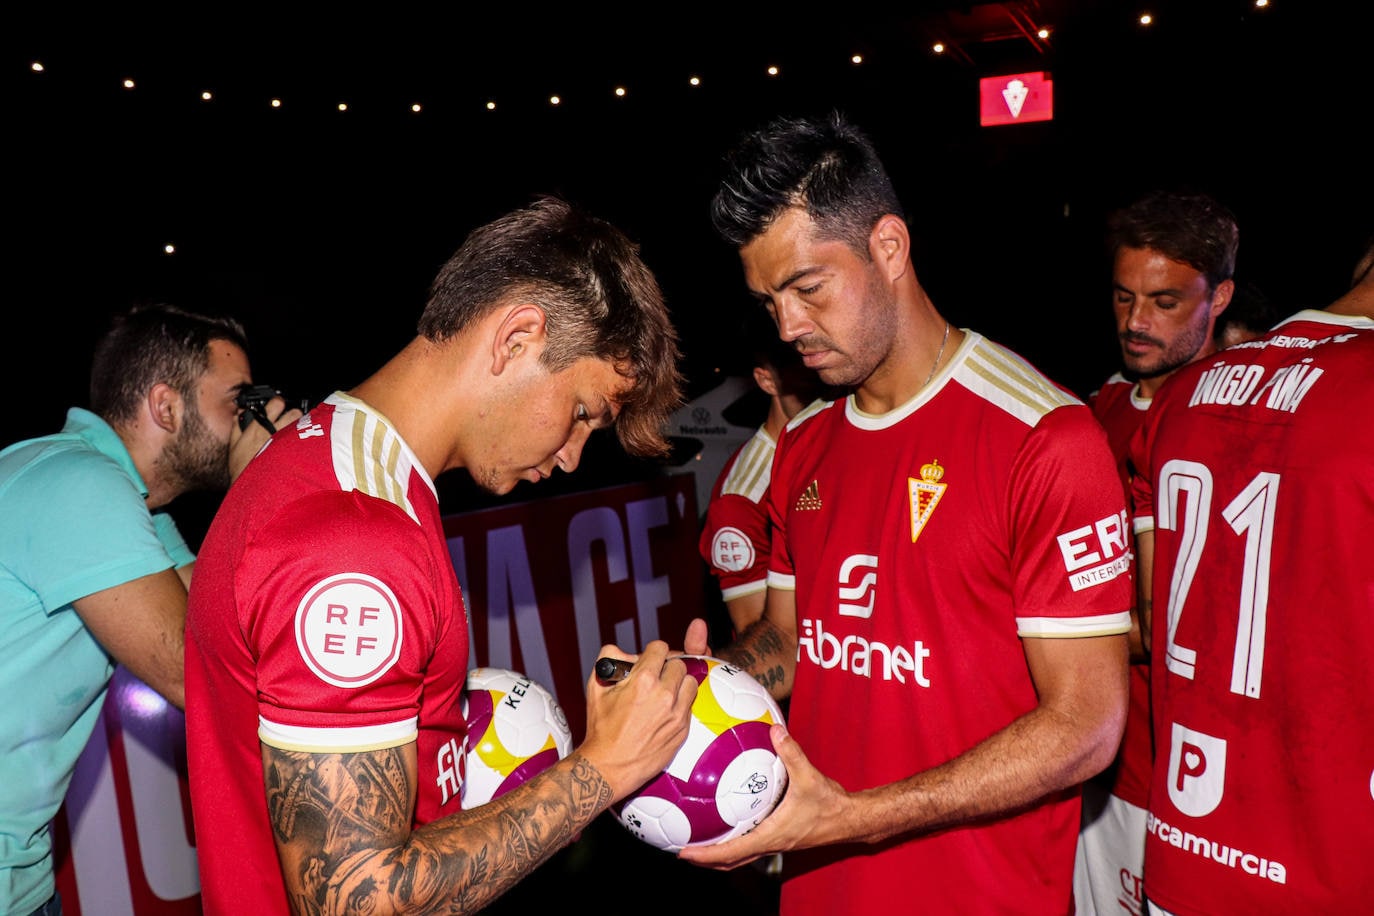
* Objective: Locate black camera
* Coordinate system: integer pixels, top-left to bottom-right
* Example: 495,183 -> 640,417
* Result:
236,384 -> 310,433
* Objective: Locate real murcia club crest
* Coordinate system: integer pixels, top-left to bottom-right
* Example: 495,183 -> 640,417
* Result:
1002,78 -> 1028,118
909,459 -> 947,543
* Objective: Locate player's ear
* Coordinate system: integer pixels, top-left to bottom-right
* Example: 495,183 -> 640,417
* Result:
753,364 -> 781,398
870,214 -> 910,282
491,304 -> 548,375
1210,278 -> 1235,319
148,382 -> 182,433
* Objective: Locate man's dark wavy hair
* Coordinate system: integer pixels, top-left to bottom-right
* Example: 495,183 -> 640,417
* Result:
1106,189 -> 1239,291
710,110 -> 905,255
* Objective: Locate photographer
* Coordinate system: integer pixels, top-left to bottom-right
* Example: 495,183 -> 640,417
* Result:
0,302 -> 301,916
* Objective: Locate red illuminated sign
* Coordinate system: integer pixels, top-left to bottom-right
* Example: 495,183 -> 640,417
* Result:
980,70 -> 1053,126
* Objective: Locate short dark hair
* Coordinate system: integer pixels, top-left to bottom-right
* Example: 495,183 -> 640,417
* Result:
1106,189 -> 1239,290
419,196 -> 683,458
710,111 -> 905,254
90,303 -> 249,426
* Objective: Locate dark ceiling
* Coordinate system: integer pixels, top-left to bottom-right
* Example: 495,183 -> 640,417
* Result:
10,1 -> 1373,455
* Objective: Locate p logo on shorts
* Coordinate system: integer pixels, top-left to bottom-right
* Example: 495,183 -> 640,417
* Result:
1167,722 -> 1226,817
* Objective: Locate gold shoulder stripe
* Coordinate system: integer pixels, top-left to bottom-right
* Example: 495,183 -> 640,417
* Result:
958,338 -> 1080,425
332,396 -> 420,524
721,430 -> 775,501
783,396 -> 836,434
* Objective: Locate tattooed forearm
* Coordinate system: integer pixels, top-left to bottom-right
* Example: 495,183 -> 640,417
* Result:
265,745 -> 412,849
752,625 -> 789,663
393,754 -> 613,914
720,619 -> 792,697
569,754 -> 615,815
264,744 -> 615,915
756,665 -> 787,693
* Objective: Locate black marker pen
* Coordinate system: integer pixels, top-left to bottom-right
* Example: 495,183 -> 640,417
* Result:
595,657 -> 634,683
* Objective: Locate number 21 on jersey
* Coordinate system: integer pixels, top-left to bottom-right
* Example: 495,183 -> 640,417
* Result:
1156,459 -> 1278,700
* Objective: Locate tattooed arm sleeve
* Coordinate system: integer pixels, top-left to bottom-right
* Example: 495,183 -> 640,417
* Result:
262,742 -> 613,916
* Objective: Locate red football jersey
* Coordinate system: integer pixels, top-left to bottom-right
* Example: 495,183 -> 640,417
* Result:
770,332 -> 1132,916
1088,374 -> 1153,808
186,394 -> 469,915
1131,311 -> 1374,914
699,426 -> 777,605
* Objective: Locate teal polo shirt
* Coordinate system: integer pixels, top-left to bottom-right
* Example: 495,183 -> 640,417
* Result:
0,408 -> 194,913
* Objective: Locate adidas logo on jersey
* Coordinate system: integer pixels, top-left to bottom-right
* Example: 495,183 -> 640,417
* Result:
795,480 -> 823,511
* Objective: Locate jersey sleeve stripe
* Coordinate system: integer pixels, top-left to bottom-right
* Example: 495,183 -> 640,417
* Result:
766,571 -> 796,590
1015,611 -> 1131,637
258,715 -> 419,752
721,578 -> 767,601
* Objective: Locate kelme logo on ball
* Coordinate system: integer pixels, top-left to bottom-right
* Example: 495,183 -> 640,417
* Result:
461,668 -> 573,808
295,572 -> 403,688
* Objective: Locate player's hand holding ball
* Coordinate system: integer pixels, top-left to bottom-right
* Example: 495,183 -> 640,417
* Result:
581,641 -> 699,809
608,654 -> 788,853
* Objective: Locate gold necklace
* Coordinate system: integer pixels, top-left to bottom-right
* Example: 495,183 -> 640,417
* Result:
924,321 -> 950,388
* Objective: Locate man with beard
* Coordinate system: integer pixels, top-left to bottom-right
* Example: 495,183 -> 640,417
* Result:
678,112 -> 1131,915
1073,189 -> 1241,916
1128,235 -> 1374,914
0,303 -> 298,916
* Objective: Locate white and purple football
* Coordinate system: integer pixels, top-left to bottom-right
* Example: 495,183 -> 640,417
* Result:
612,655 -> 787,852
461,667 -> 573,808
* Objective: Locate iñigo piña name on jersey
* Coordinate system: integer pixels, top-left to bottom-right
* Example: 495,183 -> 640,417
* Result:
1186,330 -> 1359,412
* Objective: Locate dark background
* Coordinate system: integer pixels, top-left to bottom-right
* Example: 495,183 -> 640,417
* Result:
12,2 -> 1371,458
9,3 -> 1373,910
12,0 -> 1372,613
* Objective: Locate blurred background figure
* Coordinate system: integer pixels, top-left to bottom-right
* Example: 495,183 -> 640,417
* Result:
1076,188 -> 1240,916
1214,278 -> 1278,349
698,307 -> 838,640
1130,235 -> 1374,915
